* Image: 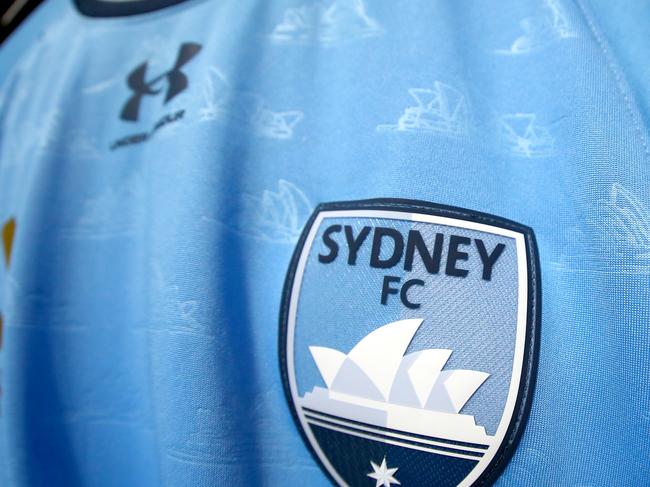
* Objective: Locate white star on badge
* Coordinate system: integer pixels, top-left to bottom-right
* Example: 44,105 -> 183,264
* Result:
367,456 -> 401,487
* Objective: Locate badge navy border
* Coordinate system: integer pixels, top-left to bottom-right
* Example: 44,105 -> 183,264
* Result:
74,0 -> 189,17
279,198 -> 541,487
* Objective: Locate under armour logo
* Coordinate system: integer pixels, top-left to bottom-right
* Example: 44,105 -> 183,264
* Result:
120,42 -> 202,122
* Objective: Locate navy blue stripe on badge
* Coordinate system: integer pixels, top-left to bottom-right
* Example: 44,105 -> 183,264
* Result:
304,415 -> 484,460
303,406 -> 490,450
303,410 -> 486,460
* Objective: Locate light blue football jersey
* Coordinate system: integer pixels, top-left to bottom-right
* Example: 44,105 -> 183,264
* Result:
0,0 -> 649,486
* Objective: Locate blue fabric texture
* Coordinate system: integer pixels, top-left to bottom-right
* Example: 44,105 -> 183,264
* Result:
0,0 -> 649,485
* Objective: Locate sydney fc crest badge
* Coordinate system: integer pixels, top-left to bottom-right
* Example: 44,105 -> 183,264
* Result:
280,199 -> 540,486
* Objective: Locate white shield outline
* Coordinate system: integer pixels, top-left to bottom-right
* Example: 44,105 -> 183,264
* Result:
279,199 -> 540,486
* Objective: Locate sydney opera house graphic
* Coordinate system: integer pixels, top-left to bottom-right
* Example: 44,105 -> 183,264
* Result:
301,319 -> 494,458
377,83 -> 469,137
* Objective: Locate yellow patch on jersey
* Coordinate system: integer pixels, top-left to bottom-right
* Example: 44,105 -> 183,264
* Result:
2,218 -> 16,267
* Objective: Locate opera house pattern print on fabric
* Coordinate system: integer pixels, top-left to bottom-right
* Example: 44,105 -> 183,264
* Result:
270,0 -> 382,46
302,319 -> 493,447
377,83 -> 470,137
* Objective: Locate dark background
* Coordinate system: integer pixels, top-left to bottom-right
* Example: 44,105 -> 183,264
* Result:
1,0 -> 43,44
